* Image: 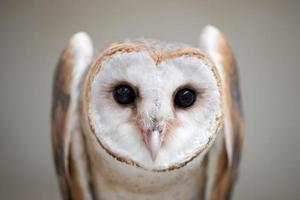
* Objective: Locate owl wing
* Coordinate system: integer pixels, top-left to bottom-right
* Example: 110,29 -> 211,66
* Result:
51,33 -> 94,200
200,26 -> 244,200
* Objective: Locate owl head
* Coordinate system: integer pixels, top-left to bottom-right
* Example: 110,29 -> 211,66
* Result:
82,39 -> 223,171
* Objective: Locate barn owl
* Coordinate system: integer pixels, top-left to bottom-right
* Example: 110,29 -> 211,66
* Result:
51,25 -> 244,200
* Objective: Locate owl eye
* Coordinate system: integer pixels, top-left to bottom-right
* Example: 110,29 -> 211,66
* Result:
174,88 -> 196,108
113,84 -> 136,105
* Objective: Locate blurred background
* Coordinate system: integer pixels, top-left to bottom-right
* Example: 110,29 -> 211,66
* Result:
1,0 -> 299,199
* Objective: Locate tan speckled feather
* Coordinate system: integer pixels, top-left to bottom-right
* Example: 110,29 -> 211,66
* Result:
201,26 -> 244,200
51,33 -> 95,200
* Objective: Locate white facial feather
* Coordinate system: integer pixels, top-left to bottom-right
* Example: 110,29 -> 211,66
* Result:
89,49 -> 222,170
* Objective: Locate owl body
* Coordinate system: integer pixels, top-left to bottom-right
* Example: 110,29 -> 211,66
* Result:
52,26 -> 243,200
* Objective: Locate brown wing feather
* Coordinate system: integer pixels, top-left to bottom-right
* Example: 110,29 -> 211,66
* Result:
51,33 -> 94,200
51,46 -> 75,200
200,26 -> 244,200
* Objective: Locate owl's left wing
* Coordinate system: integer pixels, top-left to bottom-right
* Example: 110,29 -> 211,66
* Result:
200,26 -> 244,200
51,33 -> 94,200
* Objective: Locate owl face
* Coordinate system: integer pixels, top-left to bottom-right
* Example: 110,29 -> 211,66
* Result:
84,42 -> 223,171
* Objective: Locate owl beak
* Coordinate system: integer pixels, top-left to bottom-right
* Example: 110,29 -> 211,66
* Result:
145,129 -> 164,161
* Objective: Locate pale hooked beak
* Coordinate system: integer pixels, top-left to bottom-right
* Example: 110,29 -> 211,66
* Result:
144,129 -> 165,161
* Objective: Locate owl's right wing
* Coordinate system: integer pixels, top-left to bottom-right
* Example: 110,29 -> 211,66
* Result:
200,26 -> 244,200
51,33 -> 95,200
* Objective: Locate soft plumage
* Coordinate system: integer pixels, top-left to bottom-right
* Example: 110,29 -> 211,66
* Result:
51,25 -> 244,200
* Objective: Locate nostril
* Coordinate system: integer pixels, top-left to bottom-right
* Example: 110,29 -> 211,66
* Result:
147,126 -> 163,135
150,117 -> 158,123
158,127 -> 163,134
152,127 -> 164,135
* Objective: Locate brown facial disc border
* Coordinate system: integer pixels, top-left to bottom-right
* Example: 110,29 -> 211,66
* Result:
83,42 -> 224,172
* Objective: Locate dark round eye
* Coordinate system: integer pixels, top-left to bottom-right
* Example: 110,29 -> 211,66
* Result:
113,84 -> 136,105
174,88 -> 196,108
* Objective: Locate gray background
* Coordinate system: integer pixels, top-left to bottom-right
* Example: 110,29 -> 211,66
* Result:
0,0 -> 299,199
